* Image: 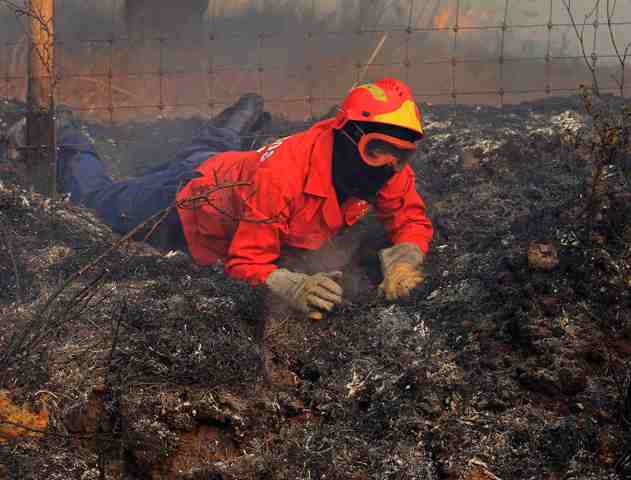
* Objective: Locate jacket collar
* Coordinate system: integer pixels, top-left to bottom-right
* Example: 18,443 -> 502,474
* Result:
302,119 -> 345,229
304,119 -> 337,198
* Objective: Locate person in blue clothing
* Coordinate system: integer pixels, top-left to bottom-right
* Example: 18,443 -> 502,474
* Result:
3,81 -> 432,320
3,95 -> 267,254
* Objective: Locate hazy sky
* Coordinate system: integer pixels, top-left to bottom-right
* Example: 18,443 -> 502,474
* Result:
1,0 -> 629,112
2,0 -> 629,58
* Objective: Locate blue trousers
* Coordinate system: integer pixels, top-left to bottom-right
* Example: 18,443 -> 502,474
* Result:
58,126 -> 242,252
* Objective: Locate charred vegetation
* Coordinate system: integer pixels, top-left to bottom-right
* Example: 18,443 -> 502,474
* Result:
1,93 -> 631,478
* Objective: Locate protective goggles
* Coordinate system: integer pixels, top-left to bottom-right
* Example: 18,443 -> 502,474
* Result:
358,133 -> 417,167
342,124 -> 418,167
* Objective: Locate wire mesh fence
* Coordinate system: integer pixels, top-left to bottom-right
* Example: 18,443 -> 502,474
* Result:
1,0 -> 630,185
1,0 -> 630,122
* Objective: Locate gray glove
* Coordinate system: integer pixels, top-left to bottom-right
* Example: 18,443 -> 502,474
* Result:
265,269 -> 344,320
378,243 -> 426,301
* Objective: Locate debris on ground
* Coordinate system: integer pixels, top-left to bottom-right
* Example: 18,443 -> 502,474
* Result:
0,95 -> 630,479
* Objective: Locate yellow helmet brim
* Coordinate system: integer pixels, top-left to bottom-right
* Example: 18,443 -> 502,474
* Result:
372,100 -> 423,135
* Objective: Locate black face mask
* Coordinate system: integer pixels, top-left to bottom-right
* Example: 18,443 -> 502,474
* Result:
332,122 -> 420,204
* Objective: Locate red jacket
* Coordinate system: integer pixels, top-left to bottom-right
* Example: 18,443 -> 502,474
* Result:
176,119 -> 433,284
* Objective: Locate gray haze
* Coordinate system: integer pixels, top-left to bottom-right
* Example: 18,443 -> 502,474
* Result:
1,0 -> 630,119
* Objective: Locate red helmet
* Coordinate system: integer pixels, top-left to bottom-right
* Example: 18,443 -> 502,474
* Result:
334,78 -> 424,137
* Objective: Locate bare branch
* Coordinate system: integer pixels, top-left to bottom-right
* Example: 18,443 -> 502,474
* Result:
0,418 -> 117,441
605,0 -> 629,93
177,181 -> 289,225
0,176 -> 292,378
562,0 -> 600,94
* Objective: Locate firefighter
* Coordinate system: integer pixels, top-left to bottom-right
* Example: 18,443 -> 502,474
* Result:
6,78 -> 433,320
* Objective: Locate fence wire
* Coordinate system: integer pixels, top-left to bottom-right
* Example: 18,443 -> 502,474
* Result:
1,0 -> 630,124
1,0 -> 630,179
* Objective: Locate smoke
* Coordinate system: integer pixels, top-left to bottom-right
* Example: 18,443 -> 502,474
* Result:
1,0 -> 630,120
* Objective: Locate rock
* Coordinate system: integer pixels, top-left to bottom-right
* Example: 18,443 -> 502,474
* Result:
527,242 -> 559,271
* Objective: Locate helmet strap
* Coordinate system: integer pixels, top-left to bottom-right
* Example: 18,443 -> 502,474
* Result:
350,122 -> 366,139
339,127 -> 359,147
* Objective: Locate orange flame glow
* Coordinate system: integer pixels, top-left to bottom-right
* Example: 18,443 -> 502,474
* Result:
434,7 -> 451,29
0,391 -> 48,443
433,6 -> 495,30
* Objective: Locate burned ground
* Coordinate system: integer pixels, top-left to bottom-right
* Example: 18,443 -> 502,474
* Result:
0,96 -> 630,479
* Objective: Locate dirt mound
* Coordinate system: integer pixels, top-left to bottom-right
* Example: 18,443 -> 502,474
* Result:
1,96 -> 630,479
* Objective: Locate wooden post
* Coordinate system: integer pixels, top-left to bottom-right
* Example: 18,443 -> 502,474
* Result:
26,0 -> 55,196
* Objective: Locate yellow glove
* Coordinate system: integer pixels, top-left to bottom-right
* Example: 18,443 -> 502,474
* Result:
265,269 -> 344,320
378,243 -> 426,301
379,263 -> 426,301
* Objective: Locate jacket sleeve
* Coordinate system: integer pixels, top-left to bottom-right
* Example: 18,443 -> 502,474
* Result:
375,165 -> 433,254
223,167 -> 292,284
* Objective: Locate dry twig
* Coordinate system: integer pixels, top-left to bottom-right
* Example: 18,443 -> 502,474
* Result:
561,0 -> 600,94
0,177 -> 288,380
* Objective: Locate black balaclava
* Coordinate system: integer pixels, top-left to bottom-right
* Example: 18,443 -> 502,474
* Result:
332,121 -> 420,204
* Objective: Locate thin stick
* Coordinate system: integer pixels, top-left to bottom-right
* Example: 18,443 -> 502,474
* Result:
74,76 -> 140,100
353,33 -> 389,89
561,0 -> 600,94
0,187 -> 208,373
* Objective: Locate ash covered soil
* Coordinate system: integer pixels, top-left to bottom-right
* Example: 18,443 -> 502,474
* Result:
0,97 -> 631,479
